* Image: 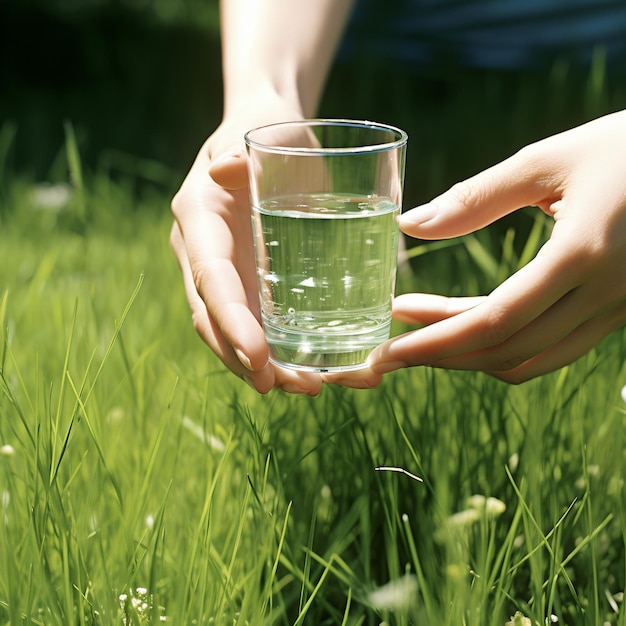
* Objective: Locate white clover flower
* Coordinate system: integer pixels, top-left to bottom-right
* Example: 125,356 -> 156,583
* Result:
367,573 -> 418,612
0,445 -> 15,457
30,183 -> 72,210
446,508 -> 481,528
437,495 -> 506,541
466,494 -> 506,517
506,612 -> 532,626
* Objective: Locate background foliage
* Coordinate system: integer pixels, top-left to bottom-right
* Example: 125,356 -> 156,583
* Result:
1,1 -> 626,624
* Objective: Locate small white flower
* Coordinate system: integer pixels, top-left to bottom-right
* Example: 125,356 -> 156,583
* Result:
621,384 -> 626,404
0,445 -> 15,456
506,612 -> 532,626
146,514 -> 155,530
447,508 -> 481,528
466,494 -> 506,517
367,573 -> 418,612
30,183 -> 72,210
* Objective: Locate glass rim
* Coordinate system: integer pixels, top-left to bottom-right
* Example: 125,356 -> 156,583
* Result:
244,118 -> 408,155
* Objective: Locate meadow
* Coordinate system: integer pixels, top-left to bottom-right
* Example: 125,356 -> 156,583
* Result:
1,27 -> 626,625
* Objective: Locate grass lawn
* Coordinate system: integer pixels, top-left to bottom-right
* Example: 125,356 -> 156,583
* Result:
1,68 -> 626,624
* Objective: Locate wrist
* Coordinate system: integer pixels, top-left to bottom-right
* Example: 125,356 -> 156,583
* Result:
223,75 -> 305,120
221,82 -> 307,133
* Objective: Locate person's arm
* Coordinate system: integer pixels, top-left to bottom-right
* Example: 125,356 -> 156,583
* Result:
360,109 -> 626,383
221,0 -> 354,123
170,0 -> 355,394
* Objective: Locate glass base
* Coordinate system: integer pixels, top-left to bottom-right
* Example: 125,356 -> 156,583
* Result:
268,356 -> 371,374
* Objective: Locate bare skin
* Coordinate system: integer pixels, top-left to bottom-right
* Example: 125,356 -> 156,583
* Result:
171,0 -> 626,392
355,110 -> 626,385
170,0 -> 355,394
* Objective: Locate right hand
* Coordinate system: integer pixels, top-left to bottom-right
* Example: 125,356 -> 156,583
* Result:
170,102 -> 324,395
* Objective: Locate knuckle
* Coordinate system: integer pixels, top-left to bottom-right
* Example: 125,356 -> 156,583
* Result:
446,166 -> 504,212
447,180 -> 479,211
191,307 -> 209,337
190,262 -> 209,296
170,188 -> 188,220
487,347 -> 526,372
480,305 -> 516,347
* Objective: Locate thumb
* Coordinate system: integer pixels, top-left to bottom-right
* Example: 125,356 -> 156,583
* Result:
400,147 -> 552,240
209,148 -> 249,189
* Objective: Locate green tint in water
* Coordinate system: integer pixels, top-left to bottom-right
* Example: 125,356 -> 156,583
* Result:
251,193 -> 400,371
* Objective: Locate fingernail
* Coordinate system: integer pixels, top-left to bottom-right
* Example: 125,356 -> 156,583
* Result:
399,204 -> 436,228
235,348 -> 254,371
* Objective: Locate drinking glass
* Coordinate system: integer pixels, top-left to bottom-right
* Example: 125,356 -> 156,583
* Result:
245,119 -> 407,372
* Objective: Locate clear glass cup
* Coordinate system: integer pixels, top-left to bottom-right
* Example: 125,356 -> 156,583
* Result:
245,119 -> 407,372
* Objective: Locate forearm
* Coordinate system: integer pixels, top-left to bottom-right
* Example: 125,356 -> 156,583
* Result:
220,0 -> 355,119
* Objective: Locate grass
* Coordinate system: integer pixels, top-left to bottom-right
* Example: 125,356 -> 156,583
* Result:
1,63 -> 626,624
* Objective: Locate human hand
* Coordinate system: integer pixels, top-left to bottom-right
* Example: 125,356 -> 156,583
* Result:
170,102 -> 324,395
365,110 -> 626,383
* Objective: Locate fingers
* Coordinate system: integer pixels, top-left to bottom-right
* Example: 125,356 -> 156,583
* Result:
170,220 -> 272,390
173,178 -> 267,358
431,263 -> 626,381
369,236 -> 579,373
428,282 -> 592,373
368,232 -> 626,383
399,144 -> 558,240
491,300 -> 626,383
392,293 -> 486,325
171,221 -> 324,395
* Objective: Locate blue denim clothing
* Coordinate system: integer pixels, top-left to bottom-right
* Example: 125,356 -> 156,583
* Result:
343,0 -> 626,72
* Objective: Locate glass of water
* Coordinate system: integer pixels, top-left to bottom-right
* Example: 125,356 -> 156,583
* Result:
245,119 -> 408,372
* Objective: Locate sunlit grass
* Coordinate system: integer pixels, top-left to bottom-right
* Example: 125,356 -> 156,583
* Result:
0,160 -> 624,625
2,49 -> 626,621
